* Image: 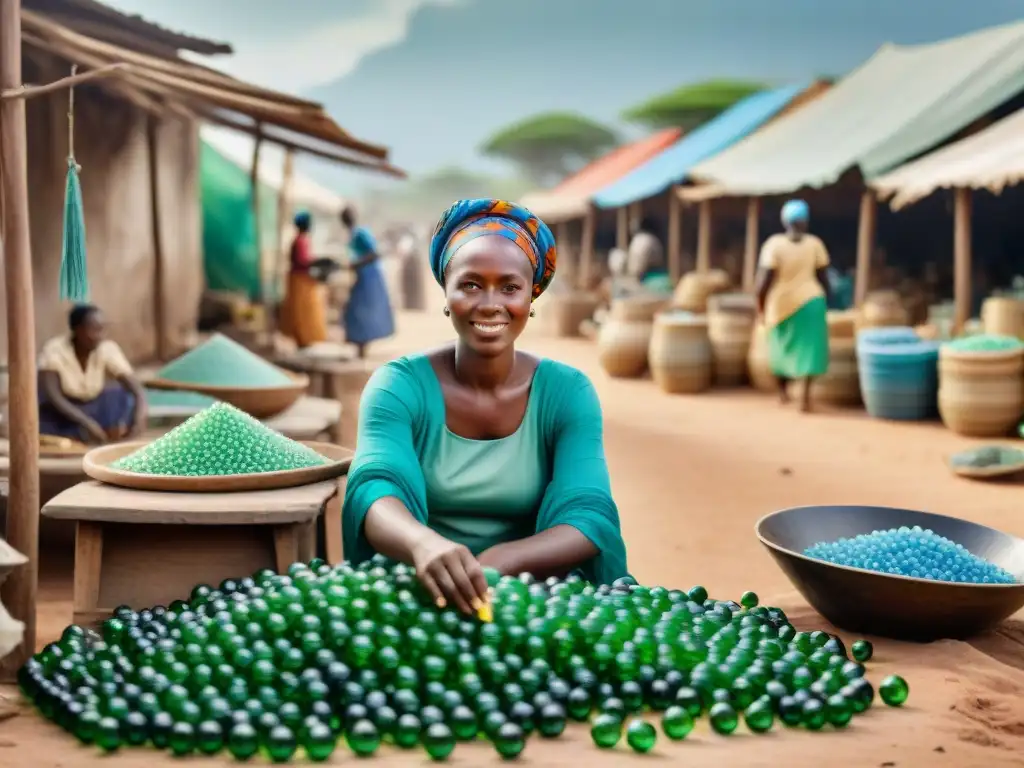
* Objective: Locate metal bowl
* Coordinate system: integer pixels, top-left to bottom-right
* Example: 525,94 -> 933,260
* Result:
756,505 -> 1024,641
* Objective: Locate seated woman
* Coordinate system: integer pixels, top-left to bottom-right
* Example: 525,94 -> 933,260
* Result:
38,304 -> 147,444
342,199 -> 630,614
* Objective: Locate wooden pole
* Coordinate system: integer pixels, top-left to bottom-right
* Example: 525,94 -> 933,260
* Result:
146,114 -> 168,361
953,187 -> 973,336
580,207 -> 595,290
269,147 -> 294,339
742,197 -> 761,291
854,189 -> 877,306
250,123 -> 264,304
554,221 -> 573,285
615,206 -> 628,252
696,199 -> 712,273
667,185 -> 682,283
0,0 -> 41,676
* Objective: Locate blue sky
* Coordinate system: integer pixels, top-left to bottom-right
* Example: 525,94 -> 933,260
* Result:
105,0 -> 1024,192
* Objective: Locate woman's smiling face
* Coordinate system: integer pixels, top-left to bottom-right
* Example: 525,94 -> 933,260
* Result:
444,234 -> 535,357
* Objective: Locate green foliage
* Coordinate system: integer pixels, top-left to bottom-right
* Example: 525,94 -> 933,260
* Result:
622,79 -> 768,130
480,112 -> 619,184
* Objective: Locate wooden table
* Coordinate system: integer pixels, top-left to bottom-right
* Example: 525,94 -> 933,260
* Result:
42,480 -> 343,627
273,356 -> 378,446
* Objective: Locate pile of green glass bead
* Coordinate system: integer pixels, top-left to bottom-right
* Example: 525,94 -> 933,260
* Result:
111,403 -> 329,476
944,334 -> 1024,353
156,333 -> 294,388
20,559 -> 910,762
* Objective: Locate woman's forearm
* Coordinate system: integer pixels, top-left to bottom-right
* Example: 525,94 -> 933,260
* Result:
479,525 -> 598,580
363,496 -> 439,564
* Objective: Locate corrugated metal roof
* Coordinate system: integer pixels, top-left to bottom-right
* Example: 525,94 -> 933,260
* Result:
690,21 -> 1024,196
872,108 -> 1024,209
519,128 -> 682,222
592,84 -> 809,209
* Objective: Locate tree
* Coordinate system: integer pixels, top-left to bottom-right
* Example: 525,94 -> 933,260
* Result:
480,112 -> 619,185
622,79 -> 768,131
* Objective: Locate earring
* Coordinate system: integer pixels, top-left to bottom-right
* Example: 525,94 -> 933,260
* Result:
443,307 -> 450,317
529,309 -> 536,318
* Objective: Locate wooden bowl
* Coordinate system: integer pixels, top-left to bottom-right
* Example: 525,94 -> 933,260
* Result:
756,504 -> 1024,641
145,370 -> 309,419
83,440 -> 352,493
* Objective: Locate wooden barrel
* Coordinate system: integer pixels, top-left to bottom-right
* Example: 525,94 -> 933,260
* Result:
707,293 -> 756,386
938,346 -> 1024,437
747,324 -> 776,393
981,297 -> 1024,339
597,297 -> 667,378
790,337 -> 861,406
827,310 -> 857,340
857,290 -> 909,331
648,312 -> 712,394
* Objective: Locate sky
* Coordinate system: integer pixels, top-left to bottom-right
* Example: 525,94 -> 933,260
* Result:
103,0 -> 1024,194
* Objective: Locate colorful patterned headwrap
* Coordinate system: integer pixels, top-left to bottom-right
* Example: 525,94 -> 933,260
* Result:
429,199 -> 557,300
781,199 -> 810,226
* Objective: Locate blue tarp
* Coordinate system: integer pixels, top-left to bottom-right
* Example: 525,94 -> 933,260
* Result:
592,83 -> 809,209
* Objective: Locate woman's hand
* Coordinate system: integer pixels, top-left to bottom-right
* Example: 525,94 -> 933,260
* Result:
82,419 -> 108,444
411,532 -> 489,614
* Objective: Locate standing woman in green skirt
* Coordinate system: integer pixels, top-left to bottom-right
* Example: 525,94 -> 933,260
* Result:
755,199 -> 831,412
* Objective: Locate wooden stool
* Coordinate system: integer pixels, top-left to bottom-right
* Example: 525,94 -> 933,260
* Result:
42,480 -> 343,627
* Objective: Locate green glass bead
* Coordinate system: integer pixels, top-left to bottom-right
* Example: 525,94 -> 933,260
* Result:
851,639 -> 873,662
74,709 -> 102,744
674,686 -> 702,718
483,567 -> 502,588
825,693 -> 853,727
302,721 -> 336,762
566,687 -> 591,721
121,711 -> 148,746
195,720 -> 224,755
801,699 -> 826,731
94,716 -> 121,752
393,714 -> 421,749
449,705 -> 478,741
590,713 -> 622,749
687,586 -> 709,604
661,705 -> 694,740
346,719 -> 380,757
743,700 -> 774,733
740,591 -> 759,609
266,725 -> 298,763
227,722 -> 260,761
879,675 -> 909,707
493,721 -> 526,760
422,722 -> 456,761
626,718 -> 657,753
709,702 -> 738,735
168,721 -> 196,756
777,696 -> 803,727
537,703 -> 567,738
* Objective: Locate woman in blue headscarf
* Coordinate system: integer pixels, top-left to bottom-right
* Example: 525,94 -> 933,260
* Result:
755,199 -> 832,412
340,206 -> 395,358
342,199 -> 629,613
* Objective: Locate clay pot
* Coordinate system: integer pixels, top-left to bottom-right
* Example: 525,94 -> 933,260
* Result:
648,312 -> 713,394
981,297 -> 1024,340
747,324 -> 776,393
938,346 -> 1024,437
707,293 -> 756,387
597,297 -> 667,378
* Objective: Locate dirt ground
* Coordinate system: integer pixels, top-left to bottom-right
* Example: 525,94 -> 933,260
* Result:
3,308 -> 1024,767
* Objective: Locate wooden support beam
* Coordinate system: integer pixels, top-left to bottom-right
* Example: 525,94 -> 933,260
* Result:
580,208 -> 596,290
146,114 -> 168,361
0,62 -> 131,101
696,199 -> 712,273
250,123 -> 264,303
615,206 -> 628,252
555,222 -> 573,285
0,0 -> 41,677
953,187 -> 972,336
854,189 -> 877,306
270,148 -> 295,337
742,197 -> 761,291
667,185 -> 682,283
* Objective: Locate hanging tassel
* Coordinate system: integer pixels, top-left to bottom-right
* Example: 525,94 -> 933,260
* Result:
59,66 -> 89,301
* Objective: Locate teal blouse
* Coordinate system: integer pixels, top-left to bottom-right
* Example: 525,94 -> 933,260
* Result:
342,353 -> 629,584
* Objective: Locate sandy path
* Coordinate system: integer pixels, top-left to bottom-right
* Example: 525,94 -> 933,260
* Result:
5,309 -> 1024,766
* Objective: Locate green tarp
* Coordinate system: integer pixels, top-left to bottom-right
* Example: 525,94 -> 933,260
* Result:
200,141 -> 282,301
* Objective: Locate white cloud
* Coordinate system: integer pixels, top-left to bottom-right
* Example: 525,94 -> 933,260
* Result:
188,0 -> 462,91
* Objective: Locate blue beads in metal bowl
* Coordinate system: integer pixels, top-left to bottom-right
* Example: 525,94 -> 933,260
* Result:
805,526 -> 1018,585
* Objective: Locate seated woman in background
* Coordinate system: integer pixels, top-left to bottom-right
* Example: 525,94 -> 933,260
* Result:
342,199 -> 629,613
38,304 -> 147,444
